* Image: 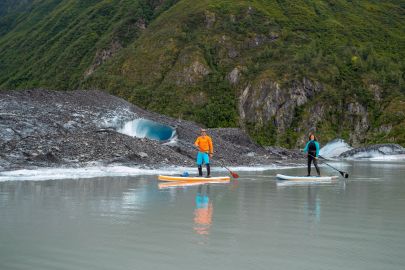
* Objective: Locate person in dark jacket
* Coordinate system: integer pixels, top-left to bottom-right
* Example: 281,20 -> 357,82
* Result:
303,133 -> 321,176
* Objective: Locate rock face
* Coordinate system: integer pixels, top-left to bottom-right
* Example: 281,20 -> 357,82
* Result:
345,102 -> 369,145
0,89 -> 299,171
238,75 -> 378,147
164,48 -> 211,86
239,77 -> 323,133
85,41 -> 123,77
227,67 -> 242,85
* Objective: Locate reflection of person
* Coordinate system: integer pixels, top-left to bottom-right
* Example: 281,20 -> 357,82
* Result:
193,185 -> 213,235
307,186 -> 321,223
194,129 -> 213,178
303,133 -> 321,176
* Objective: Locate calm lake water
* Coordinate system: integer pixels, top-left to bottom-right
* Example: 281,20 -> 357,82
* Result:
1,162 -> 405,270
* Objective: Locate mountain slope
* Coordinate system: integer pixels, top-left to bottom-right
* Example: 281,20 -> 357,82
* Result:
0,0 -> 178,89
0,0 -> 35,36
84,0 -> 405,146
1,0 -> 404,147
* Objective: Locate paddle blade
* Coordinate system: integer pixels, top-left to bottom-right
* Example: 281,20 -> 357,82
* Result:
231,172 -> 239,179
340,171 -> 349,178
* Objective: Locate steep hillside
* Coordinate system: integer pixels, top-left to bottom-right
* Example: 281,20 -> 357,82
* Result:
0,0 -> 34,36
1,0 -> 404,147
0,0 -> 178,89
84,0 -> 405,147
0,0 -> 32,17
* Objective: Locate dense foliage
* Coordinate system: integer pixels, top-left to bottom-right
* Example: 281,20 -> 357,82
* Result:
0,0 -> 404,146
0,0 -> 178,89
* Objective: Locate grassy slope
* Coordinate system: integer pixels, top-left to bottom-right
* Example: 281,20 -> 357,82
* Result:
0,0 -> 178,90
0,0 -> 35,36
1,0 -> 404,146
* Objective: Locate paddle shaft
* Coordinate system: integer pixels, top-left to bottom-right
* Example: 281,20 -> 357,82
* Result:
307,153 -> 349,178
218,160 -> 239,179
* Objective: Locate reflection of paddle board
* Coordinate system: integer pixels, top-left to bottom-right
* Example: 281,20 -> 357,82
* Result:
276,174 -> 338,181
158,181 -> 213,189
158,175 -> 230,182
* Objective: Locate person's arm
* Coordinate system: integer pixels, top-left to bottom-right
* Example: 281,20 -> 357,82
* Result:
194,137 -> 200,150
209,137 -> 213,155
303,141 -> 309,153
315,141 -> 320,157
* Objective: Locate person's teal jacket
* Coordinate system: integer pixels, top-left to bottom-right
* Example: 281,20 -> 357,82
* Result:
304,140 -> 320,157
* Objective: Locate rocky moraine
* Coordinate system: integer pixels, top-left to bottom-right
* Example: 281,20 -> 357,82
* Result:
0,89 -> 303,172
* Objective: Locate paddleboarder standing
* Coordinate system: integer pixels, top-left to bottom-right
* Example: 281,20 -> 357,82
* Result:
304,133 -> 321,176
194,129 -> 213,177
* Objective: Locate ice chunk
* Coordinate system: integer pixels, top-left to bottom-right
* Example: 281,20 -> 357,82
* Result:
339,144 -> 405,160
320,139 -> 352,158
117,118 -> 175,142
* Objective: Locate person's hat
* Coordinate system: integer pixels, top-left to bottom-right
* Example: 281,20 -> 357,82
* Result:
200,128 -> 206,132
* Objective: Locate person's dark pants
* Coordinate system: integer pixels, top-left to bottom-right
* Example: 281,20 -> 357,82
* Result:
197,152 -> 210,177
307,153 -> 320,176
198,164 -> 210,177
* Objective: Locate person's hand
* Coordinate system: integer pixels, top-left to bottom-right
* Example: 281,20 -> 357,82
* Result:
209,153 -> 213,158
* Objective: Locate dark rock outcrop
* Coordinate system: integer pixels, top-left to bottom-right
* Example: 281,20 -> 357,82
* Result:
239,77 -> 323,134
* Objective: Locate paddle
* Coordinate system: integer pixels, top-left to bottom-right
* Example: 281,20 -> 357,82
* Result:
195,145 -> 240,178
307,153 -> 349,178
218,159 -> 239,179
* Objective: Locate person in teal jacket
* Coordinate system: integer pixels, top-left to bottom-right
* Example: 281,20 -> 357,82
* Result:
303,133 -> 321,176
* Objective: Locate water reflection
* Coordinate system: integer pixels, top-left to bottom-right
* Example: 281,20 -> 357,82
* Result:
306,186 -> 321,224
193,185 -> 213,235
1,164 -> 405,270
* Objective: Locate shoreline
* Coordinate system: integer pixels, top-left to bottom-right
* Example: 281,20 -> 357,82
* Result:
0,162 -> 307,182
2,158 -> 405,182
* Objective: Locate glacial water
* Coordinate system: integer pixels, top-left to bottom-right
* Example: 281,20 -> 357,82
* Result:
1,161 -> 405,270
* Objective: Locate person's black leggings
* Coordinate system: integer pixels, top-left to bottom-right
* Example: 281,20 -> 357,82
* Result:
308,152 -> 320,176
198,164 -> 210,177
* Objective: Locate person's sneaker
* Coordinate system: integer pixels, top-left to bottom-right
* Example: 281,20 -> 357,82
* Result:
306,175 -> 311,177
205,175 -> 211,178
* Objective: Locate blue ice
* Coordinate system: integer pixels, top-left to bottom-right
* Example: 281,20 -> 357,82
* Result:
118,118 -> 175,141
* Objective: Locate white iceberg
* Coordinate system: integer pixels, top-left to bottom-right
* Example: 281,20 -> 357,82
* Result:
320,139 -> 352,158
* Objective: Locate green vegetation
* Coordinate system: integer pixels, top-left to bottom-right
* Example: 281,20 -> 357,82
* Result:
0,0 -> 404,147
0,0 -> 179,89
